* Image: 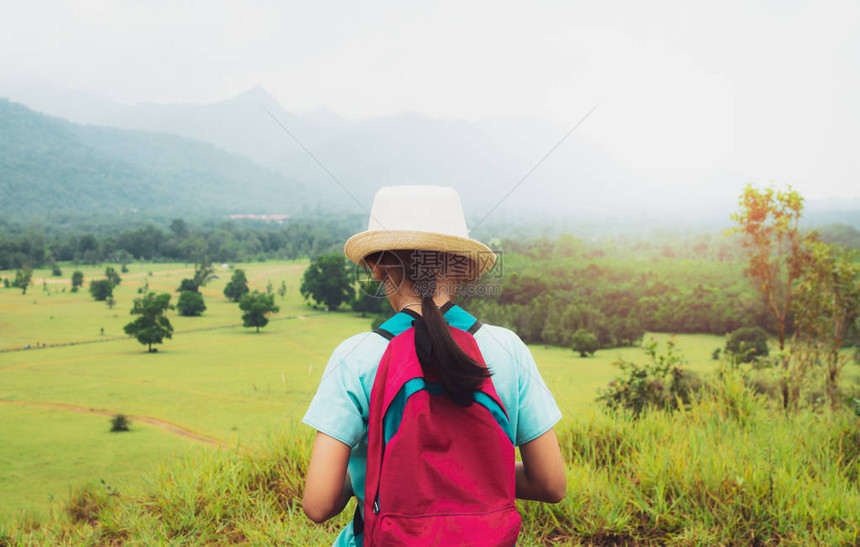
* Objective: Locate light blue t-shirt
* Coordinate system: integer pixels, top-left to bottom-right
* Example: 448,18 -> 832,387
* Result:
302,304 -> 562,546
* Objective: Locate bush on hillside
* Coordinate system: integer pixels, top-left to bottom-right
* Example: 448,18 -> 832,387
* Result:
725,326 -> 769,363
110,414 -> 130,432
597,337 -> 701,416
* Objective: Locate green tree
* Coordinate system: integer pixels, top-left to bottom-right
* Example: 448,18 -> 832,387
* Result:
123,292 -> 174,352
730,185 -> 806,351
51,262 -> 62,276
239,291 -> 279,332
177,278 -> 199,293
12,267 -> 33,294
351,280 -> 388,317
725,326 -> 769,364
277,280 -> 287,299
300,254 -> 355,311
192,262 -> 214,288
571,328 -> 599,357
177,291 -> 207,317
730,184 -> 808,409
71,270 -> 84,292
170,218 -> 190,238
223,269 -> 249,302
89,279 -> 113,301
117,249 -> 132,272
792,239 -> 860,410
105,267 -> 122,287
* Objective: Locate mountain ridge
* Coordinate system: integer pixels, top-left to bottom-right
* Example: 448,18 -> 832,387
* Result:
0,98 -> 309,217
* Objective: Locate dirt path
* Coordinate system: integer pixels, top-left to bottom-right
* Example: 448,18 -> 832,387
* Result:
0,399 -> 233,449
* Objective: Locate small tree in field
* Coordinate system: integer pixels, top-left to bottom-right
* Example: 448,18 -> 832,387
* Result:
239,291 -> 279,332
177,278 -> 199,293
105,267 -> 122,287
223,269 -> 249,302
123,293 -> 174,352
71,271 -> 84,292
352,281 -> 388,317
177,291 -> 206,317
571,328 -> 599,357
89,279 -> 113,301
192,262 -> 214,288
12,267 -> 33,294
300,254 -> 355,311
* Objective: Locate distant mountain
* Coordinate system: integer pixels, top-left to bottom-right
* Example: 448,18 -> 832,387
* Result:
2,80 -> 856,229
0,80 -> 737,222
0,99 -> 309,217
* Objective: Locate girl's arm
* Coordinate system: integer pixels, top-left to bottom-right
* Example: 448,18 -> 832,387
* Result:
302,432 -> 353,523
515,427 -> 566,502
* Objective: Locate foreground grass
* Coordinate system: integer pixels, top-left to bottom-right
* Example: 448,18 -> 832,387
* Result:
3,370 -> 858,546
0,405 -> 193,524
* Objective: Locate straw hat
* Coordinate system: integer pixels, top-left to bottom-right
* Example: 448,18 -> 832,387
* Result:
344,186 -> 496,276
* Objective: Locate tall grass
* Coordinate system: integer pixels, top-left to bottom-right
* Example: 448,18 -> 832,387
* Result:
3,370 -> 858,546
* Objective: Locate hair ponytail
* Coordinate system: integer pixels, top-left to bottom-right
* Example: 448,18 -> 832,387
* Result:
418,286 -> 490,407
367,250 -> 490,406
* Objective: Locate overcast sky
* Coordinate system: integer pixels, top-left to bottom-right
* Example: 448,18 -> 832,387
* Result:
2,0 -> 858,201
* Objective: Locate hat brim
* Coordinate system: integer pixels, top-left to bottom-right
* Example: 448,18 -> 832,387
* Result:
344,230 -> 496,277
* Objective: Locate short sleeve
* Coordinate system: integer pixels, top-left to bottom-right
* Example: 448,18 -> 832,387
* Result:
301,333 -> 376,448
513,338 -> 562,446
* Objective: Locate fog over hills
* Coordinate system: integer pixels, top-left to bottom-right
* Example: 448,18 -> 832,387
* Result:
1,80 -> 857,229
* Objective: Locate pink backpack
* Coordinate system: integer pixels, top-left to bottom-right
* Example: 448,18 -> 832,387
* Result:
359,324 -> 521,546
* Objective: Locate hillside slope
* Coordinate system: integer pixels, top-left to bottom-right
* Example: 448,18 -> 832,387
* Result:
0,99 -> 308,218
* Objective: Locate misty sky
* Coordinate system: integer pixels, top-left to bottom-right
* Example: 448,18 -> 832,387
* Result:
2,0 -> 858,201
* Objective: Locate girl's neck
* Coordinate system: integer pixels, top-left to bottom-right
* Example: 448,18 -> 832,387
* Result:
391,294 -> 452,315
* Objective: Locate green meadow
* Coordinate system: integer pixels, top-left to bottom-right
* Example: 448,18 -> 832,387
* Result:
2,261 -> 858,544
1,260 -> 727,525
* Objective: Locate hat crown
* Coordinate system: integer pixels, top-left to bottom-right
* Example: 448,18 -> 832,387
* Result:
367,186 -> 470,237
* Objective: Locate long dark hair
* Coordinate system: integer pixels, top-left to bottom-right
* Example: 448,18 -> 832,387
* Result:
365,249 -> 490,405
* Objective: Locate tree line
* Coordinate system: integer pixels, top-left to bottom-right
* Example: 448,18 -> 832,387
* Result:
0,215 -> 362,270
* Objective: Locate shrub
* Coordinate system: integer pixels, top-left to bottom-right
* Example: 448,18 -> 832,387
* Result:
66,484 -> 110,524
725,326 -> 769,363
110,414 -> 130,432
597,337 -> 700,416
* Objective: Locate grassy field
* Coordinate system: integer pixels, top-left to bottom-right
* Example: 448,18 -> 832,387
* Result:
2,260 -> 858,542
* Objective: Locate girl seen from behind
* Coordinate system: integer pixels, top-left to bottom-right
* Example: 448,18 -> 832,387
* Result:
302,186 -> 565,546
